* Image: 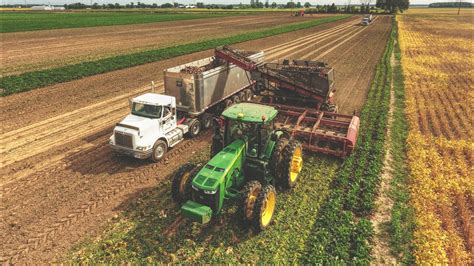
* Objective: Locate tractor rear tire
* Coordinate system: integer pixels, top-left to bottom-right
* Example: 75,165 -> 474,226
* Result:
252,185 -> 277,232
270,137 -> 289,177
171,163 -> 201,203
278,140 -> 303,189
239,180 -> 262,226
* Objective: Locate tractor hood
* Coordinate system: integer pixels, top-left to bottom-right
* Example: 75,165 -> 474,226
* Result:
117,114 -> 157,136
192,139 -> 246,192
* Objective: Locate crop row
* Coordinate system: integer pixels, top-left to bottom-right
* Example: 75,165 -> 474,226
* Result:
0,12 -> 232,33
0,15 -> 349,96
398,13 -> 473,265
299,18 -> 395,264
387,26 -> 415,264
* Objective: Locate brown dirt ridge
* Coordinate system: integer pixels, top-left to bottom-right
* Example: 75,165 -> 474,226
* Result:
0,16 -> 392,264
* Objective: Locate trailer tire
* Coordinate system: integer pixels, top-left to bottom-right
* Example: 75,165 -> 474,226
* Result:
278,140 -> 303,189
270,137 -> 289,177
253,185 -> 277,232
239,180 -> 262,226
151,139 -> 168,162
171,163 -> 201,203
224,99 -> 233,109
201,114 -> 212,129
188,119 -> 201,138
210,133 -> 223,157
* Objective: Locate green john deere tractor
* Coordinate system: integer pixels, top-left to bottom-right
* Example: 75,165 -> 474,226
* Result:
171,102 -> 303,231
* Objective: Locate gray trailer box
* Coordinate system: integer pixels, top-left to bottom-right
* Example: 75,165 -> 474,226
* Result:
164,51 -> 264,116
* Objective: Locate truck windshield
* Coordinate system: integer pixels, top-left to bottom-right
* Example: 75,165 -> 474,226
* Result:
132,102 -> 162,118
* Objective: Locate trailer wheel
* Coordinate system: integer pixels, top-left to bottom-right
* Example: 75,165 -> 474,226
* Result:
253,185 -> 277,232
224,99 -> 233,109
278,140 -> 303,189
270,137 -> 289,177
188,119 -> 201,138
239,180 -> 262,225
171,163 -> 201,203
151,139 -> 168,162
210,133 -> 223,157
200,114 -> 212,129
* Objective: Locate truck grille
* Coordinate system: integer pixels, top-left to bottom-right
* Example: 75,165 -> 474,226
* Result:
114,132 -> 133,148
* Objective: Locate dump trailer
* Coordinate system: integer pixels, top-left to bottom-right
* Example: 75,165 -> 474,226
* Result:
172,102 -> 304,231
214,46 -> 359,157
109,51 -> 263,162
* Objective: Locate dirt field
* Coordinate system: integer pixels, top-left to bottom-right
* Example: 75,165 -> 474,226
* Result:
0,14 -> 329,76
0,15 -> 392,264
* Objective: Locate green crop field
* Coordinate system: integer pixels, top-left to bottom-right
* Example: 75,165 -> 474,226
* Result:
0,12 -> 233,33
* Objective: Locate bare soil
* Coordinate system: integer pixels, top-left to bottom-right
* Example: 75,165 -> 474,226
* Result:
0,14 -> 329,76
0,16 -> 392,264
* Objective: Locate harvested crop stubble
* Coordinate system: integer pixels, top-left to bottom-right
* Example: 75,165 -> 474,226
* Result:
398,11 -> 473,265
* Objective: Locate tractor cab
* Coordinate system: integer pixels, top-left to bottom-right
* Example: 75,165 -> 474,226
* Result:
221,102 -> 278,160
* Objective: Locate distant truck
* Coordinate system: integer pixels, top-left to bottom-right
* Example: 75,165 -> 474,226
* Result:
361,14 -> 373,26
109,51 -> 263,161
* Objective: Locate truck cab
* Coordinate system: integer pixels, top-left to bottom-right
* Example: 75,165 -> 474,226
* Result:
109,93 -> 189,161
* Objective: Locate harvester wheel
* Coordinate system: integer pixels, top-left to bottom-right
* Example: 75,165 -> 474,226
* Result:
188,119 -> 201,138
253,185 -> 277,231
270,137 -> 289,177
278,140 -> 303,189
232,95 -> 241,104
243,89 -> 254,101
239,180 -> 262,225
171,163 -> 201,203
151,139 -> 168,162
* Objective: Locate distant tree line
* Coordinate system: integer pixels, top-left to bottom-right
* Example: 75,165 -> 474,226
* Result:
428,2 -> 472,8
375,0 -> 409,13
305,3 -> 376,13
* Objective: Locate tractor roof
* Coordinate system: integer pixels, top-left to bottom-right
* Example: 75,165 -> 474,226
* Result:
222,103 -> 277,125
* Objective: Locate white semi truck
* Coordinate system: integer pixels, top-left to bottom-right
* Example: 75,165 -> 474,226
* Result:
361,14 -> 373,26
109,51 -> 263,161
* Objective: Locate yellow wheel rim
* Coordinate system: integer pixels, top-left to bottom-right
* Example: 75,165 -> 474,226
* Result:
289,146 -> 303,182
261,190 -> 276,227
246,188 -> 260,220
179,172 -> 191,193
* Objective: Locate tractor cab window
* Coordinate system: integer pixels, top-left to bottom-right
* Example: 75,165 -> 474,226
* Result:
227,120 -> 258,145
132,102 -> 162,119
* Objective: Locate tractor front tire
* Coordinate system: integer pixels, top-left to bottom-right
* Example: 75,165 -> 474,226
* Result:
278,140 -> 303,189
239,180 -> 262,226
171,163 -> 201,203
253,185 -> 277,232
151,139 -> 168,162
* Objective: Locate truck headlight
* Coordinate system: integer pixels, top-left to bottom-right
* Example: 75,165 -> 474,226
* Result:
204,189 -> 217,194
136,146 -> 147,151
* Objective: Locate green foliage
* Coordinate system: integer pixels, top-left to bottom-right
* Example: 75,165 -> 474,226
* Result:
68,154 -> 342,263
376,0 -> 409,13
0,15 -> 349,96
301,18 -> 396,263
0,12 -> 230,33
388,21 -> 415,264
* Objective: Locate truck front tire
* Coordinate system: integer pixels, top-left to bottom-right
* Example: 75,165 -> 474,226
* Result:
151,140 -> 167,162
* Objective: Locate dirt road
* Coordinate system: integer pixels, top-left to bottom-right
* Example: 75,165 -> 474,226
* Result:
0,16 -> 392,264
0,14 -> 328,76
